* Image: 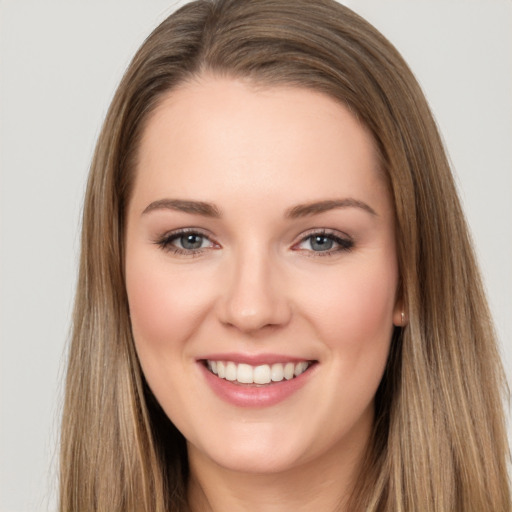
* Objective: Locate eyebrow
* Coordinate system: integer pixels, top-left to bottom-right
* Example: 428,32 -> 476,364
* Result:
142,198 -> 221,217
285,199 -> 377,218
141,197 -> 377,218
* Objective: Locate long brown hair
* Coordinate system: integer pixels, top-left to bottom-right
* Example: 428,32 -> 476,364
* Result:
60,1 -> 510,510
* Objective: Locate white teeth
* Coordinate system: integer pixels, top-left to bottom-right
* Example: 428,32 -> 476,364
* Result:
294,361 -> 308,376
237,363 -> 253,384
225,361 -> 237,381
284,362 -> 295,380
271,363 -> 284,382
254,365 -> 271,384
206,360 -> 311,384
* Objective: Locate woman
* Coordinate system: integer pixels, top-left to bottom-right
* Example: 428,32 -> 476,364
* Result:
59,0 -> 511,510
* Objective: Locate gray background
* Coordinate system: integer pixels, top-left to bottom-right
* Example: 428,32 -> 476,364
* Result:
1,1 -> 511,510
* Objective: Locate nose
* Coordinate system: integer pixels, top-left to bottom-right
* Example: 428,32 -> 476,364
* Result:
217,247 -> 292,334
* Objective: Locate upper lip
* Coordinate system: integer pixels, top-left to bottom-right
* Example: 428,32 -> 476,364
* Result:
198,352 -> 315,366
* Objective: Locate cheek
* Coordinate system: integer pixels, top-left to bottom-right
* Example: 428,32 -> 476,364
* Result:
125,251 -> 212,354
299,258 -> 398,351
302,259 -> 397,431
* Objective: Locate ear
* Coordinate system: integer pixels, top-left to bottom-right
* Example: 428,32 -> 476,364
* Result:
392,299 -> 407,327
392,277 -> 407,327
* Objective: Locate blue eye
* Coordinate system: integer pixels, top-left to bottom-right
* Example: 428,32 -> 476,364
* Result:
178,233 -> 207,250
296,231 -> 353,255
156,229 -> 216,255
308,235 -> 335,251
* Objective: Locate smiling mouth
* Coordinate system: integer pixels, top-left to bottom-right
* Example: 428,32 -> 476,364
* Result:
203,360 -> 315,386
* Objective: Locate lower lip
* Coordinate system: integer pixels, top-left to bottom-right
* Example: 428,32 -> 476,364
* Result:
199,362 -> 315,408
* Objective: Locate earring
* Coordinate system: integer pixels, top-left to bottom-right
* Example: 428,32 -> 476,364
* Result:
401,311 -> 406,326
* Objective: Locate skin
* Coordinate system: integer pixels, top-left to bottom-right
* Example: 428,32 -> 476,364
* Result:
125,76 -> 403,511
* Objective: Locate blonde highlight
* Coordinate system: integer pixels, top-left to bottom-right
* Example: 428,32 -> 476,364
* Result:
60,1 -> 511,510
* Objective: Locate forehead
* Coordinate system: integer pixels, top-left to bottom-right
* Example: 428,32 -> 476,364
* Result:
132,76 -> 390,216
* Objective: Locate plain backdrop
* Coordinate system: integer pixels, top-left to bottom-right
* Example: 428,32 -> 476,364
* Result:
1,1 -> 511,510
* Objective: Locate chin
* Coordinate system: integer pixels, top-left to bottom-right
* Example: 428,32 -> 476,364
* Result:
188,431 -> 312,475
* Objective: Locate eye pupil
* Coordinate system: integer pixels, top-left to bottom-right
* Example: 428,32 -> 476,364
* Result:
181,234 -> 203,250
311,235 -> 334,251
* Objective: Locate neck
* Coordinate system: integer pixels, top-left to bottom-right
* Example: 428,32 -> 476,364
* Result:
186,428 -> 371,512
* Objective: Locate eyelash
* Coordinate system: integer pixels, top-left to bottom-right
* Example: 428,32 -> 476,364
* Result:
155,228 -> 354,257
293,229 -> 354,256
155,228 -> 217,256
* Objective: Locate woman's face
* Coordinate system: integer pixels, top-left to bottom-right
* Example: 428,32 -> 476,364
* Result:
125,76 -> 402,475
